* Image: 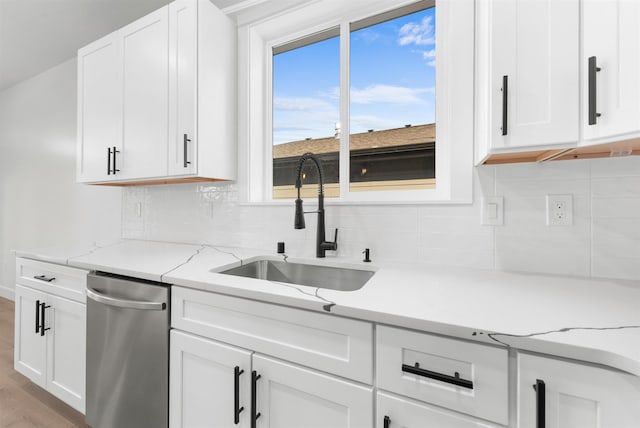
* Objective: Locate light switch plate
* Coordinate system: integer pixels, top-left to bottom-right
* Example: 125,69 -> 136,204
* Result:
482,196 -> 504,226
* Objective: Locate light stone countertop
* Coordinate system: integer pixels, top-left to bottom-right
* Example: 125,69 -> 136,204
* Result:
15,239 -> 640,377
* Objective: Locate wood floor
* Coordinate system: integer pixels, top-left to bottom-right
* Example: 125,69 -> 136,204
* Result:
0,297 -> 87,428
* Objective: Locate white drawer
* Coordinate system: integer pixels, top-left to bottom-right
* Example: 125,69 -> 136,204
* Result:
376,325 -> 508,425
377,391 -> 501,428
16,258 -> 88,303
172,286 -> 373,384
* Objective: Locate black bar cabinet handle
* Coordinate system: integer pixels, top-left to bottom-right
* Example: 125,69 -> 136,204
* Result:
588,56 -> 602,125
40,303 -> 51,336
534,379 -> 546,428
183,134 -> 191,168
402,363 -> 474,389
384,415 -> 391,428
112,146 -> 120,174
34,275 -> 55,282
251,370 -> 261,428
35,300 -> 41,334
234,366 -> 245,424
107,147 -> 112,175
501,75 -> 508,136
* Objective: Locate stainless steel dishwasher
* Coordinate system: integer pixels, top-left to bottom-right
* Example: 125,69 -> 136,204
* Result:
86,272 -> 169,428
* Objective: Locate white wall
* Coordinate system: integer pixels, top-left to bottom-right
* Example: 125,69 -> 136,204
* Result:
122,155 -> 640,281
0,58 -> 122,299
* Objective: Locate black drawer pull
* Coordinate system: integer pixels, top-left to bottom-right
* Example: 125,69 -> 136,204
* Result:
40,303 -> 51,336
112,146 -> 120,174
402,363 -> 474,389
501,75 -> 508,136
234,366 -> 245,424
384,415 -> 391,428
588,56 -> 601,125
534,379 -> 545,428
107,147 -> 112,175
251,370 -> 261,428
35,300 -> 41,334
34,275 -> 55,282
183,134 -> 192,168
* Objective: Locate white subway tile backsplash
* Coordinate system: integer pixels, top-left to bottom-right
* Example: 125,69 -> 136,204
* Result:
591,177 -> 640,197
494,158 -> 590,181
592,197 -> 640,219
589,155 -> 640,178
122,156 -> 640,281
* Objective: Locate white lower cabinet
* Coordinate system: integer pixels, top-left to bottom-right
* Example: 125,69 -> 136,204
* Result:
169,286 -> 374,428
14,285 -> 47,386
517,352 -> 640,428
252,354 -> 373,428
377,391 -> 499,428
376,325 -> 508,425
14,284 -> 86,413
170,330 -> 252,428
14,258 -> 87,413
169,330 -> 373,428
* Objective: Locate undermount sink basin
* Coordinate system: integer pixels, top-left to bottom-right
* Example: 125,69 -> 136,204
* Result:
219,259 -> 375,291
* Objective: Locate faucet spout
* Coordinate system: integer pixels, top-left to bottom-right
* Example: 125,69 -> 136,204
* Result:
293,152 -> 338,258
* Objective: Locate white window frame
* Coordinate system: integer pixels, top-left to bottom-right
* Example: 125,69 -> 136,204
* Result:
237,0 -> 474,204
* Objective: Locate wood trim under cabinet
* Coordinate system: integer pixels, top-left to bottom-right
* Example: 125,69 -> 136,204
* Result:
94,177 -> 230,187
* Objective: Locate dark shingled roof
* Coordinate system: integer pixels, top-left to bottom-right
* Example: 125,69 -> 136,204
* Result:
273,123 -> 435,159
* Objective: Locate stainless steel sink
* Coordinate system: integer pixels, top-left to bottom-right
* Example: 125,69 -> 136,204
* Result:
219,259 -> 375,291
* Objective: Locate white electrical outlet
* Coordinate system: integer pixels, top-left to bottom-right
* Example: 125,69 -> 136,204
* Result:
546,194 -> 573,226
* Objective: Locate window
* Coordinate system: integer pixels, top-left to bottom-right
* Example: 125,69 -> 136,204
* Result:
349,6 -> 436,193
272,30 -> 341,199
271,2 -> 436,199
239,0 -> 474,203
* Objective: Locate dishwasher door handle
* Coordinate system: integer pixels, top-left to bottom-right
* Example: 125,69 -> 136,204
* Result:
86,288 -> 167,311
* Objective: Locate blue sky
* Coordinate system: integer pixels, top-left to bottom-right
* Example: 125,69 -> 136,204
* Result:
273,7 -> 436,145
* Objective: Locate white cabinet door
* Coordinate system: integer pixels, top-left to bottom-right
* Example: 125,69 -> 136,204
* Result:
170,330 -> 252,428
517,353 -> 640,428
489,0 -> 579,149
377,391 -> 499,428
582,0 -> 640,142
14,285 -> 47,388
45,295 -> 86,413
168,0 -> 197,176
120,6 -> 169,180
76,32 -> 122,183
252,354 -> 373,428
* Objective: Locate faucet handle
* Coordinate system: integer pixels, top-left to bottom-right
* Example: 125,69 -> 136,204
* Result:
325,228 -> 338,251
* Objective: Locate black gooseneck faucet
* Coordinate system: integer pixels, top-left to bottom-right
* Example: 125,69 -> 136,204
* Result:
294,152 -> 338,258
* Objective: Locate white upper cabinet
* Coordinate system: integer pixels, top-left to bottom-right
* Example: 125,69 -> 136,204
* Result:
475,0 -> 579,164
168,0 -> 197,177
167,0 -> 237,180
581,0 -> 640,143
119,6 -> 169,180
77,33 -> 122,182
77,0 -> 236,185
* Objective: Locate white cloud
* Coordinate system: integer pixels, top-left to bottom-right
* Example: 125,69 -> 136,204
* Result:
273,97 -> 336,112
354,28 -> 381,44
398,15 -> 435,47
273,96 -> 339,144
421,48 -> 436,67
350,84 -> 433,105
